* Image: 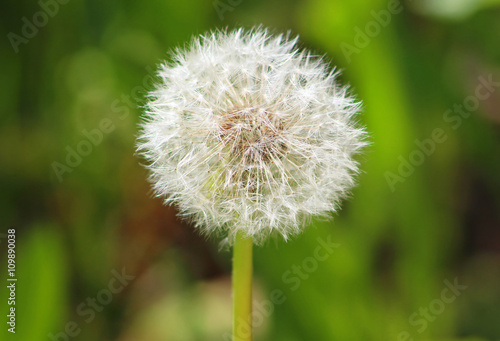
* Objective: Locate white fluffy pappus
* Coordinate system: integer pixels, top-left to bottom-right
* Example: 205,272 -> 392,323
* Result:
137,27 -> 367,245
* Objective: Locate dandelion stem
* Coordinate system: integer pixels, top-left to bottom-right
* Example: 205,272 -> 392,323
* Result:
232,231 -> 253,341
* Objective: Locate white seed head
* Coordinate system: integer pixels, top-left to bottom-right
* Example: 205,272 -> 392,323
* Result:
137,27 -> 367,245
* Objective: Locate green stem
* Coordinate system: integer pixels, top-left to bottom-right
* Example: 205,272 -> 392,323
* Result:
232,231 -> 253,341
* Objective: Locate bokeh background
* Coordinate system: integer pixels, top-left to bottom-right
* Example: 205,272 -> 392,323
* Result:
1,0 -> 500,340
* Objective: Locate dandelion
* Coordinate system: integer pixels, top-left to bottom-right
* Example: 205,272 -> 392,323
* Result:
137,27 -> 366,340
138,28 -> 366,243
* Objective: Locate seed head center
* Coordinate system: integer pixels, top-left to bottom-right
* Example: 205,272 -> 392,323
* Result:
218,107 -> 285,161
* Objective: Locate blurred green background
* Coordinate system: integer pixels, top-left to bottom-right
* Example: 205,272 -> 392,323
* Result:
1,0 -> 500,340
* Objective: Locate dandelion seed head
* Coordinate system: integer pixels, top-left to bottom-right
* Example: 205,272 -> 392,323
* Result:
137,27 -> 367,245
